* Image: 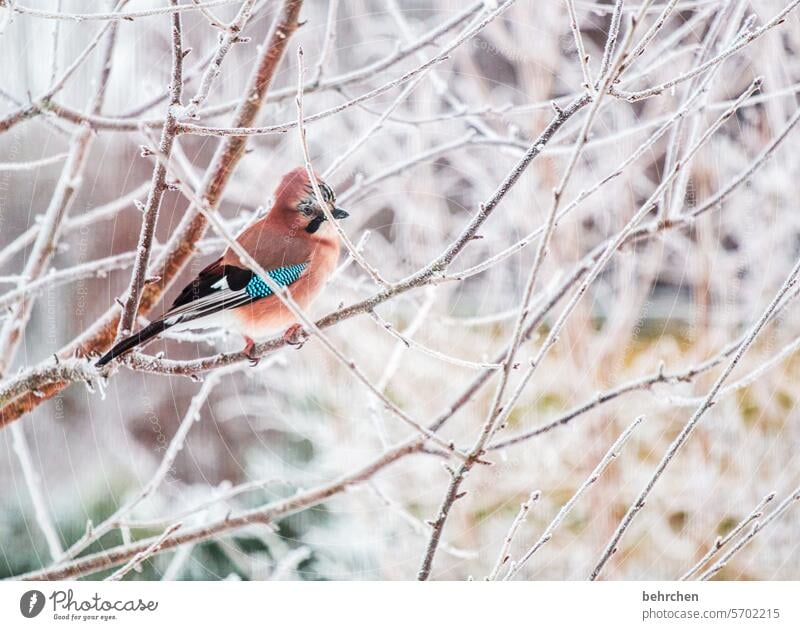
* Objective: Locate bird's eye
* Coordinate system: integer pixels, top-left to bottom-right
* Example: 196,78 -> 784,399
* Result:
299,202 -> 314,217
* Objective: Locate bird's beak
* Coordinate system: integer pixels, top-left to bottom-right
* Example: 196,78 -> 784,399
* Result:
332,207 -> 349,219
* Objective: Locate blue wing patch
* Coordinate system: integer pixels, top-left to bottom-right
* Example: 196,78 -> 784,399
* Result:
245,263 -> 308,299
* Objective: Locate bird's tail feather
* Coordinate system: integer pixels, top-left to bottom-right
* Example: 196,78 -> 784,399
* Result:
95,319 -> 170,367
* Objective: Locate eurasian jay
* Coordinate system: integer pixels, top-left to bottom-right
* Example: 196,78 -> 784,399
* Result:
96,167 -> 348,367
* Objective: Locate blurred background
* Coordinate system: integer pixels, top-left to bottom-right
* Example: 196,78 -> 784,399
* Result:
1,0 -> 799,580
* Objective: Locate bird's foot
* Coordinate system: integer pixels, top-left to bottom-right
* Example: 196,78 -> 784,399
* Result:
283,323 -> 308,348
242,336 -> 260,367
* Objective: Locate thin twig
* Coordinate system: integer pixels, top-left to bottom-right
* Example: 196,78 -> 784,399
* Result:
181,0 -> 256,120
596,0 -> 624,85
34,1 -> 485,132
679,492 -> 776,580
114,0 -> 185,341
296,47 -> 390,288
619,0 -> 680,74
9,0 -> 240,21
0,1 -> 126,133
10,424 -> 64,561
309,0 -> 340,86
565,0 -> 594,91
0,181 -> 150,270
697,485 -> 800,580
17,438 -> 429,580
486,490 -> 540,581
369,310 -> 502,371
479,79 -> 763,463
504,417 -> 643,580
104,523 -> 182,581
0,152 -> 68,172
368,483 -> 477,560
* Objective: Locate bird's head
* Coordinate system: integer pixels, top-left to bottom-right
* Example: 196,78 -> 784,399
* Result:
272,166 -> 348,235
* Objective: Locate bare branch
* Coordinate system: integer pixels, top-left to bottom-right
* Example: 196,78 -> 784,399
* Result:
7,0 -> 241,22
36,1 -> 486,133
0,0 -> 125,133
417,2 -> 647,579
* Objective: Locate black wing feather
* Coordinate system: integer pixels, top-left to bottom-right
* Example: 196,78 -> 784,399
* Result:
165,261 -> 257,326
95,319 -> 167,367
170,260 -> 253,310
96,261 -> 255,368
96,260 -> 305,367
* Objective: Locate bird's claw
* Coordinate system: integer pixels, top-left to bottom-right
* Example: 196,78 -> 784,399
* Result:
283,324 -> 308,348
242,336 -> 260,367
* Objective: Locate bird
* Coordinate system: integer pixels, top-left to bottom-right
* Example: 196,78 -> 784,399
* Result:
96,166 -> 348,368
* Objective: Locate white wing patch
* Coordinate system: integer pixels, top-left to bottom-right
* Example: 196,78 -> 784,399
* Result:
210,277 -> 229,290
165,284 -> 249,324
